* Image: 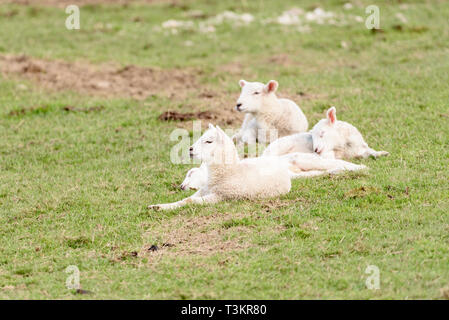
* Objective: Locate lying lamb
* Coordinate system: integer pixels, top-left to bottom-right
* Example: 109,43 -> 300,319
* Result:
232,80 -> 308,144
263,106 -> 389,159
149,124 -> 366,210
262,131 -> 313,157
180,163 -> 207,190
149,124 -> 292,210
179,150 -> 366,192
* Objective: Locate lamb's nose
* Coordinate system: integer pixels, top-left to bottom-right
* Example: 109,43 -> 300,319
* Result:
236,103 -> 242,110
314,148 -> 319,153
189,147 -> 193,152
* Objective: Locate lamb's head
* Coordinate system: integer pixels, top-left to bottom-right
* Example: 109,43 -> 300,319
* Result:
190,124 -> 239,164
235,79 -> 279,113
180,167 -> 206,190
310,107 -> 341,158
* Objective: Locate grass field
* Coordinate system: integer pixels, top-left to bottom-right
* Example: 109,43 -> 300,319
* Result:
0,0 -> 448,299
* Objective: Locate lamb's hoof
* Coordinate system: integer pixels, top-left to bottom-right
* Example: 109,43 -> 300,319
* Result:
370,151 -> 390,159
147,204 -> 161,211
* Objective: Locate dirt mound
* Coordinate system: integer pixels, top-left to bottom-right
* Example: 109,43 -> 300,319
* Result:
0,54 -> 197,100
157,110 -> 239,127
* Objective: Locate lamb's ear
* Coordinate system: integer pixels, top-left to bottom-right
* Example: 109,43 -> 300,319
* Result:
208,123 -> 215,130
215,125 -> 226,138
326,107 -> 337,125
214,125 -> 226,142
264,80 -> 279,93
239,79 -> 247,88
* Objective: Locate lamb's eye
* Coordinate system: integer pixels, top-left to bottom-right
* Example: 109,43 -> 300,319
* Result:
205,140 -> 213,144
253,92 -> 260,95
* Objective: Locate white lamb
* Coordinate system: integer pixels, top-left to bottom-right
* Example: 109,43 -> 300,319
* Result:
149,124 -> 366,210
179,149 -> 367,192
262,132 -> 313,157
149,124 -> 291,210
232,80 -> 308,144
263,106 -> 389,159
179,163 -> 207,190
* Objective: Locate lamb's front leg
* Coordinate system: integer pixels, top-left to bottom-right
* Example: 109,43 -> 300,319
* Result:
232,114 -> 256,144
359,147 -> 390,159
325,159 -> 367,174
148,192 -> 220,211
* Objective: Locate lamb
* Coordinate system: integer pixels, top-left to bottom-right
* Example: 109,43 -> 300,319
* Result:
311,107 -> 389,159
178,162 -> 207,191
180,152 -> 366,190
149,124 -> 367,210
148,124 -> 292,210
263,106 -> 389,159
232,80 -> 308,144
179,150 -> 366,192
180,163 -> 207,190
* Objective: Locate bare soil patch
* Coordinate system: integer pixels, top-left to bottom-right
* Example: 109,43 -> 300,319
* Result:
140,213 -> 253,257
0,54 -> 198,101
194,90 -> 244,127
0,55 -> 242,128
158,88 -> 244,129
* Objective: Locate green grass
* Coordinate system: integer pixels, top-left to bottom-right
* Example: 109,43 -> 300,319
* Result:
0,0 -> 448,299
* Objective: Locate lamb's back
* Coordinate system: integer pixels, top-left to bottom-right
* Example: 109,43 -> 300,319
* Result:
263,132 -> 313,156
211,159 -> 291,199
278,98 -> 308,132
